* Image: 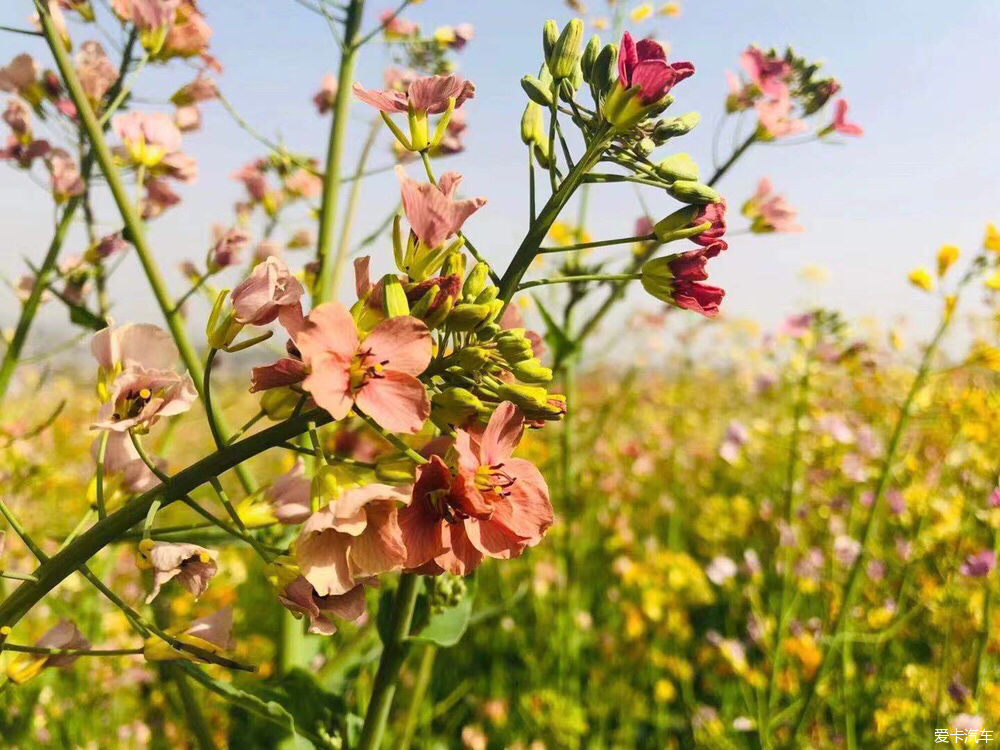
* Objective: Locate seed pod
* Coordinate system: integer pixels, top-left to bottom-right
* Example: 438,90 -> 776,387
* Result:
581,35 -> 601,82
667,180 -> 722,205
521,75 -> 552,106
654,111 -> 701,141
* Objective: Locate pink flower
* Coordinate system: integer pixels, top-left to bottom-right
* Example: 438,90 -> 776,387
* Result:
755,93 -> 806,138
617,32 -> 694,104
141,178 -> 181,219
250,357 -> 308,393
743,178 -> 802,233
961,550 -> 996,578
94,231 -> 128,259
171,75 -> 217,105
163,3 -> 212,58
297,303 -> 432,433
690,201 -> 727,246
295,484 -> 409,596
230,256 -> 304,327
284,168 -> 321,198
353,73 -> 475,115
140,541 -> 218,602
380,9 -> 419,37
739,46 -> 791,99
111,0 -> 180,30
232,160 -> 269,201
210,227 -> 250,269
113,111 -> 183,156
6,619 -> 91,683
93,366 -> 197,432
174,104 -> 201,132
277,576 -> 368,635
3,99 -> 30,138
92,321 -> 180,372
1,136 -> 50,168
160,151 -> 197,182
267,460 -> 312,525
396,166 -> 486,249
313,73 -> 338,114
0,54 -> 38,96
47,148 -> 84,200
399,403 -> 553,575
829,99 -> 863,137
75,41 -> 117,103
641,242 -> 728,318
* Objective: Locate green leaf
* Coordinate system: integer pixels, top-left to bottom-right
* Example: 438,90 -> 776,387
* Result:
409,574 -> 478,647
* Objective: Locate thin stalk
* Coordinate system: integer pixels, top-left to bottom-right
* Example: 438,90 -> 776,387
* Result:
398,644 -> 438,750
170,666 -> 219,750
1,643 -> 143,656
95,430 -> 109,519
33,3 -> 254,495
708,131 -> 756,187
329,117 -> 380,297
538,233 -> 653,254
357,573 -> 421,750
517,273 -> 640,291
314,0 -> 367,303
355,410 -> 428,465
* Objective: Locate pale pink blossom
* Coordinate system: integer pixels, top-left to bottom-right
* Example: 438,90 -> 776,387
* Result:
284,168 -> 321,198
230,256 -> 304,326
353,73 -> 475,115
277,575 -> 368,635
113,111 -> 183,156
313,73 -> 338,114
740,46 -> 791,99
743,178 -> 802,233
174,104 -> 201,132
755,93 -> 806,138
75,41 -> 117,103
3,99 -> 30,136
0,54 -> 38,95
163,3 -> 212,58
141,178 -> 181,219
93,366 -> 197,432
210,227 -> 250,269
47,148 -> 84,200
297,302 -> 432,433
396,166 -> 486,249
267,460 -> 311,525
7,620 -> 91,683
829,99 -> 863,137
142,541 -> 218,602
91,321 -> 179,372
295,484 -> 409,596
111,0 -> 180,30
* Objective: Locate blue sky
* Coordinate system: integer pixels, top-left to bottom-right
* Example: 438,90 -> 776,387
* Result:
2,0 -> 999,351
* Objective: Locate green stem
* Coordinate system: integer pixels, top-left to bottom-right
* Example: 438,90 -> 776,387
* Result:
497,127 -> 613,305
708,131 -> 757,187
0,408 -> 332,632
33,3 -> 254,495
95,430 -> 109,520
170,666 -> 219,750
538,233 -> 653,254
314,0 -> 367,303
517,273 -> 640,290
357,573 -> 421,750
355,410 -> 428,465
0,571 -> 37,583
398,644 -> 438,750
1,643 -> 143,656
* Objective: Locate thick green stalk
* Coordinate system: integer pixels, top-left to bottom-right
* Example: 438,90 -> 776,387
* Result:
357,573 -> 421,750
314,0 -> 367,303
0,408 -> 332,631
497,129 -> 613,305
34,5 -> 254,494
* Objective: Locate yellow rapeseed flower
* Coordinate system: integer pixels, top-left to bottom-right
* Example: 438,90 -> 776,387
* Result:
985,222 -> 1000,253
907,268 -> 934,292
936,244 -> 960,276
986,271 -> 1000,290
630,3 -> 654,22
659,3 -> 681,17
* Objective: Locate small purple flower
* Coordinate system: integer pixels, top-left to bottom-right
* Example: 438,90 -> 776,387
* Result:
960,550 -> 996,578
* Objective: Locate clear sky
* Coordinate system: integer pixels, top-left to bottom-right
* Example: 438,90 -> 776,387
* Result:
2,0 -> 999,352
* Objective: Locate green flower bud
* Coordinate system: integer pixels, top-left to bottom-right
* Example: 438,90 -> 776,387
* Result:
511,358 -> 553,384
424,296 -> 454,330
542,19 -> 559,60
474,286 -> 499,305
656,153 -> 700,182
654,111 -> 701,141
456,346 -> 492,371
311,465 -> 340,509
381,274 -> 410,317
497,335 -> 535,363
432,387 -> 483,424
441,250 -> 466,278
476,322 -> 502,341
496,383 -> 550,409
487,299 -> 504,324
408,285 -> 439,320
374,456 -> 416,484
521,102 -> 546,145
463,262 -> 491,299
667,180 -> 722,205
581,35 -> 601,82
548,19 -> 584,80
259,387 -> 301,421
521,75 -> 553,107
591,44 -> 618,95
449,303 -> 493,331
652,205 -> 700,242
206,289 -> 243,350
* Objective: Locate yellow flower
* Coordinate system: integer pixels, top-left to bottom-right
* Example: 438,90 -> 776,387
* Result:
936,244 -> 959,276
659,2 -> 681,16
434,26 -> 456,46
889,328 -> 904,351
654,679 -> 677,703
986,271 -> 1000,290
907,267 -> 934,292
799,264 -> 831,284
630,3 -> 653,22
985,222 -> 1000,253
592,16 -> 609,30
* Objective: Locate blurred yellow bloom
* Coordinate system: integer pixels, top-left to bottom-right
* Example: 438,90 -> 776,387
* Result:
986,271 -> 1000,290
985,222 -> 1000,253
890,328 -> 904,350
592,16 -> 609,30
799,264 -> 830,284
654,678 -> 677,703
907,268 -> 934,292
936,244 -> 959,276
630,3 -> 654,22
434,26 -> 456,45
659,3 -> 681,17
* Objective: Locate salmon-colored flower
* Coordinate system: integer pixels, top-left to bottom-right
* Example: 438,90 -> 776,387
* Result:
113,111 -> 183,166
755,93 -> 806,138
111,0 -> 179,30
640,243 -> 727,319
295,484 -> 409,596
75,41 -> 117,103
143,608 -> 233,663
297,302 -> 432,433
353,73 -> 475,115
6,620 -> 91,684
740,46 -> 791,99
47,148 -> 84,201
399,403 -> 553,575
829,99 -> 863,137
139,540 -> 218,602
267,459 -> 312,525
0,54 -> 38,97
742,178 -> 802,233
313,73 -> 338,114
397,166 -> 486,249
3,98 -> 30,136
278,575 -> 368,635
230,256 -> 304,326
617,32 -> 694,104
